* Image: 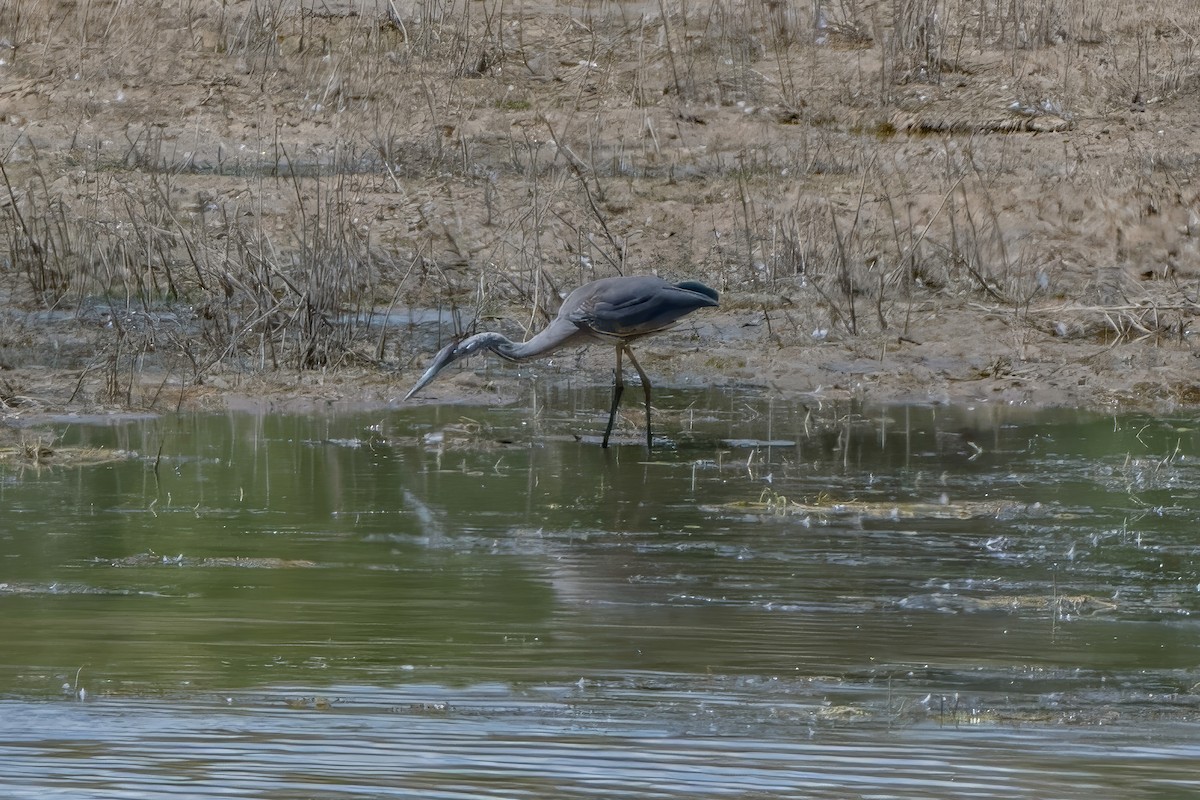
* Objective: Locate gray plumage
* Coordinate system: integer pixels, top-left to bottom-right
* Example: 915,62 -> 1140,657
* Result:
405,275 -> 720,447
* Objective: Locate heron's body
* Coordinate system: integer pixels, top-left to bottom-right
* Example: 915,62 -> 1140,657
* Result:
405,275 -> 719,447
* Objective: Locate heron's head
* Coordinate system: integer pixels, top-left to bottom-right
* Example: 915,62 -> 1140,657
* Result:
403,333 -> 506,400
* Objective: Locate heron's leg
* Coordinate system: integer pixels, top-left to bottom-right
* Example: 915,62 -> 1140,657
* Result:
602,345 -> 624,448
623,346 -> 653,449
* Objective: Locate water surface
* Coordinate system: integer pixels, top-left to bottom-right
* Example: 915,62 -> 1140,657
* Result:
2,391 -> 1199,798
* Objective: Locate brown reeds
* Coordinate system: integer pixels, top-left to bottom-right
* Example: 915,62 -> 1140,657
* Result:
0,0 -> 1197,406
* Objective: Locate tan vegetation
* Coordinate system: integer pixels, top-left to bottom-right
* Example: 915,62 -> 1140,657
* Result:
0,428 -> 134,466
1,0 -> 1199,415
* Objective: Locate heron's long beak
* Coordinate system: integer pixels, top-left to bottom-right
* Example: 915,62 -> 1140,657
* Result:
404,341 -> 460,400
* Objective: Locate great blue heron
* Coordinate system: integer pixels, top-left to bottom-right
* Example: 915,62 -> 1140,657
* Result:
404,275 -> 720,448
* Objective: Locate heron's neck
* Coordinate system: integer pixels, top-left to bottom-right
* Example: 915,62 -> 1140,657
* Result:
483,333 -> 525,362
482,320 -> 587,362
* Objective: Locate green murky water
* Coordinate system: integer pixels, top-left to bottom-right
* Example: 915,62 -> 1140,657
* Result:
2,390 -> 1199,798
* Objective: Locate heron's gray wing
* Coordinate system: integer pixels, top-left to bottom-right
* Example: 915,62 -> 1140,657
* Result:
570,276 -> 718,338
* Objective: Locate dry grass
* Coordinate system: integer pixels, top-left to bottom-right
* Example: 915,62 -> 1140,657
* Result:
0,428 -> 133,467
1,0 -> 1199,405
